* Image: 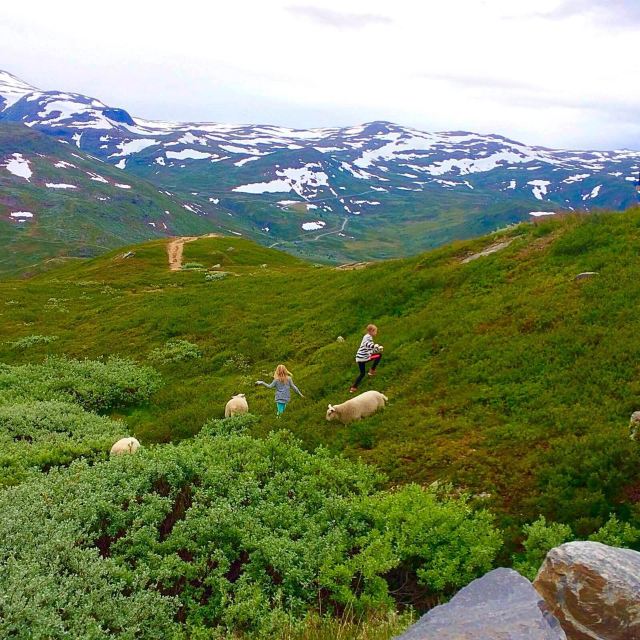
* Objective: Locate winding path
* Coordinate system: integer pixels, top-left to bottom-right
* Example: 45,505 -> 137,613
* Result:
167,234 -> 220,271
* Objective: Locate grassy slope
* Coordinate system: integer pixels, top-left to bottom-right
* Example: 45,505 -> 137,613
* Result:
2,209 -> 640,545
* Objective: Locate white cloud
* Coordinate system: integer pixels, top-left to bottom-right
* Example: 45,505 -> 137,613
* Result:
0,0 -> 638,149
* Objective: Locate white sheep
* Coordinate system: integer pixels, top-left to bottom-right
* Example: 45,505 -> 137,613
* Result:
225,393 -> 249,417
110,437 -> 141,455
326,390 -> 388,424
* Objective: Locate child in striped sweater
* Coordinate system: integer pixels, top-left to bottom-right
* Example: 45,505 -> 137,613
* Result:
350,324 -> 383,393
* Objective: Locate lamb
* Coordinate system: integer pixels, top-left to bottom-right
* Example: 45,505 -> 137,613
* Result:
110,437 -> 141,455
326,390 -> 388,424
225,393 -> 249,417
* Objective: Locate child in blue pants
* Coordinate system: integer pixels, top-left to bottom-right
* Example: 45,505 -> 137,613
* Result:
256,364 -> 304,416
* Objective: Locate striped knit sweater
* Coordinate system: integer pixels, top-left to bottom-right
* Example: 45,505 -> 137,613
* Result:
355,333 -> 375,363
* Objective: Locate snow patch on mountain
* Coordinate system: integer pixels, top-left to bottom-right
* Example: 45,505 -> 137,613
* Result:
0,71 -> 37,108
46,183 -> 77,189
583,185 -> 602,200
166,149 -> 212,160
236,179 -> 292,194
354,134 -> 437,168
234,156 -> 260,167
86,172 -> 108,183
563,173 -> 590,184
54,160 -> 77,169
4,153 -> 32,181
112,138 -> 160,157
302,221 -> 326,231
528,180 -> 550,200
235,164 -> 329,197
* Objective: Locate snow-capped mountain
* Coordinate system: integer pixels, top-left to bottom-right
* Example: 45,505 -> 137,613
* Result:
1,69 -> 639,264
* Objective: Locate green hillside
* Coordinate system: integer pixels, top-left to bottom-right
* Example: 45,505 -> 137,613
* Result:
0,124 -> 228,276
3,210 -> 640,637
2,209 -> 640,545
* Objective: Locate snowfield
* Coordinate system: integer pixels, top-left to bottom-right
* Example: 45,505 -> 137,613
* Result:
528,180 -> 551,200
166,149 -> 212,161
301,221 -> 326,231
4,153 -> 32,181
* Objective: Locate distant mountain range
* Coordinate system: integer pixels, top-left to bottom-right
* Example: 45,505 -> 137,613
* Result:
1,69 -> 639,269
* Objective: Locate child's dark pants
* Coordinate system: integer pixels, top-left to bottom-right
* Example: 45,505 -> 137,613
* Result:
352,353 -> 382,388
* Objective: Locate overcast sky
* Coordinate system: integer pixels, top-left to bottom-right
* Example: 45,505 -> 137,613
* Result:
2,0 -> 639,149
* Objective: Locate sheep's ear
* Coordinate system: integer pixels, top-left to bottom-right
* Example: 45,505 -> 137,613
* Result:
328,404 -> 333,410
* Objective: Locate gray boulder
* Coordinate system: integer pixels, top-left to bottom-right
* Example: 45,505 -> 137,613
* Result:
534,541 -> 640,640
395,567 -> 566,639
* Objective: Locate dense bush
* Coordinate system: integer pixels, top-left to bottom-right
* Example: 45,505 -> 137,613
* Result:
513,514 -> 640,580
0,417 -> 501,638
149,339 -> 202,365
512,517 -> 573,580
6,334 -> 58,349
0,356 -> 160,412
0,400 -> 127,488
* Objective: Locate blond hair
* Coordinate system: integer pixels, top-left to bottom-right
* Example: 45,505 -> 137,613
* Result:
367,324 -> 378,334
274,364 -> 292,384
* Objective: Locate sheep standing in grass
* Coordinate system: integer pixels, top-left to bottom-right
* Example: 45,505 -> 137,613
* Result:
225,393 -> 249,417
326,390 -> 388,424
110,437 -> 141,455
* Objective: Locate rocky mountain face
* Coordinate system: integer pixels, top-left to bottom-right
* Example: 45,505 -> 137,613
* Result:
1,69 -> 639,264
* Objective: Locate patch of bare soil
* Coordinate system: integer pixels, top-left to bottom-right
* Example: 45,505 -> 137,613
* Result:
167,234 -> 220,271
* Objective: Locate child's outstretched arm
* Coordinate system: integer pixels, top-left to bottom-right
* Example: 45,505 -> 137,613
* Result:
291,380 -> 304,397
255,380 -> 276,388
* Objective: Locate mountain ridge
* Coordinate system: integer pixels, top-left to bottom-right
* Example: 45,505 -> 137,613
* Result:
1,69 -> 639,268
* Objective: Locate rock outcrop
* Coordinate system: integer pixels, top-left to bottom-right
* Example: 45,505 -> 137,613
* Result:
395,567 -> 566,639
533,541 -> 640,640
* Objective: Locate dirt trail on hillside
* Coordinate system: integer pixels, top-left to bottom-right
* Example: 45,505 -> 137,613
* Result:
167,234 -> 220,271
461,239 -> 514,264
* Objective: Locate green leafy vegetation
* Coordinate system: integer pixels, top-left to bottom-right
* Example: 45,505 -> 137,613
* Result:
149,339 -> 202,365
0,400 -> 126,487
1,214 -> 640,540
2,209 -> 640,636
0,356 -> 160,411
6,334 -> 58,349
0,415 -> 499,638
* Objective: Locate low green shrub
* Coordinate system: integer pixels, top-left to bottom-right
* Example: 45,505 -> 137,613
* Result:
182,262 -> 204,270
6,335 -> 58,350
0,417 -> 501,638
148,339 -> 202,365
513,514 -> 640,580
205,271 -> 229,281
0,400 -> 127,488
0,357 -> 161,412
512,517 -> 573,580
